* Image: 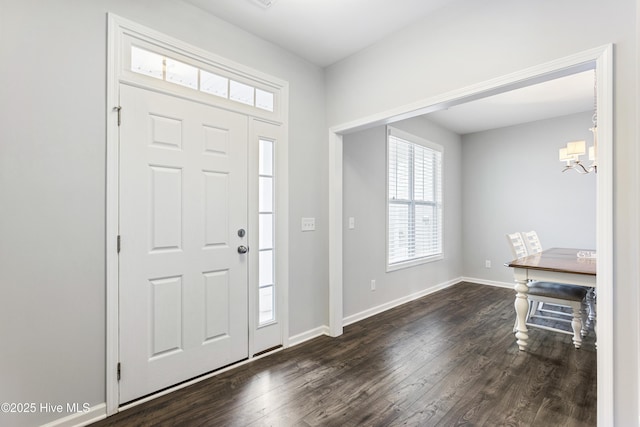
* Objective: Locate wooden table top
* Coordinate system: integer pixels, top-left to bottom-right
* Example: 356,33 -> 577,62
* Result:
506,247 -> 596,276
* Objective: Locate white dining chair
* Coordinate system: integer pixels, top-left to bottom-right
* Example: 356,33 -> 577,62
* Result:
522,230 -> 543,255
520,230 -> 548,319
507,231 -> 546,321
506,232 -> 528,259
506,232 -> 588,348
521,230 -> 595,338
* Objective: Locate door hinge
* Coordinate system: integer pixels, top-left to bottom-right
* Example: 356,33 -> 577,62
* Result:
117,362 -> 121,381
115,106 -> 122,126
117,235 -> 121,253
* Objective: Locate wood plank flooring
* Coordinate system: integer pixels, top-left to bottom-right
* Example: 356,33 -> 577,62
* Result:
93,282 -> 596,426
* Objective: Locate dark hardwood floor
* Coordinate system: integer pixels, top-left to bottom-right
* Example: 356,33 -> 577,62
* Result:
93,282 -> 596,426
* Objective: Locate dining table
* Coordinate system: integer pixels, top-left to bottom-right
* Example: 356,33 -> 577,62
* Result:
506,247 -> 596,350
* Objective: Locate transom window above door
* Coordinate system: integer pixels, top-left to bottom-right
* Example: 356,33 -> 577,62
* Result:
130,46 -> 275,112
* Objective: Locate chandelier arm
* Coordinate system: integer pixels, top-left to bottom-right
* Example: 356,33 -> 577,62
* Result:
575,163 -> 590,174
562,163 -> 591,174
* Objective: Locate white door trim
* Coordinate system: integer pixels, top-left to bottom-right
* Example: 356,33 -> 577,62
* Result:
328,44 -> 614,426
106,13 -> 289,415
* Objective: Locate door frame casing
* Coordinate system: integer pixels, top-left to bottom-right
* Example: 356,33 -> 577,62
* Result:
106,14 -> 289,415
328,44 -> 614,425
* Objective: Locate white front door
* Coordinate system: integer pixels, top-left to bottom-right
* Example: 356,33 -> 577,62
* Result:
118,84 -> 249,403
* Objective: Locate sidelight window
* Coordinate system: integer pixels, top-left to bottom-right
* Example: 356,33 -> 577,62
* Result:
258,139 -> 275,324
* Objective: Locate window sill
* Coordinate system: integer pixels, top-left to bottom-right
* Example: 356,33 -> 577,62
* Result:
386,254 -> 444,272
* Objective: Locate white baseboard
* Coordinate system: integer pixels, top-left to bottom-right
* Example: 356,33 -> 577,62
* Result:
342,277 -> 461,327
460,276 -> 514,289
288,325 -> 331,347
289,277 -> 467,346
287,278 -> 463,347
40,403 -> 106,427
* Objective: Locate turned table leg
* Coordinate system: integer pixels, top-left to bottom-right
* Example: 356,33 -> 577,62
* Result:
514,278 -> 530,350
571,308 -> 583,349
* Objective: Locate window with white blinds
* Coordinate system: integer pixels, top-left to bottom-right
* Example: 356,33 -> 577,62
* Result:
387,126 -> 443,269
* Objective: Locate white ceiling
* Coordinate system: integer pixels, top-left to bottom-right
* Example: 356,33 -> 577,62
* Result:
184,0 -> 453,67
426,71 -> 594,135
183,0 -> 594,134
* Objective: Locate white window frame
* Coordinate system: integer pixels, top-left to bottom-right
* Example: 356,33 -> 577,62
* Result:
386,126 -> 443,271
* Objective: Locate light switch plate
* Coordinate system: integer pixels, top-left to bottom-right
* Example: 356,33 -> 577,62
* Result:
348,217 -> 355,229
301,217 -> 315,231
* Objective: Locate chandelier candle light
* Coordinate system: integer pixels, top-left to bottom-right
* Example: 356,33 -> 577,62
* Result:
559,71 -> 598,174
559,129 -> 597,174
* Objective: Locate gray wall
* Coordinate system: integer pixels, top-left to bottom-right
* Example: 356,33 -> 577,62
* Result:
343,116 -> 462,318
326,0 -> 638,423
343,112 -> 595,317
462,112 -> 596,284
0,1 -> 327,426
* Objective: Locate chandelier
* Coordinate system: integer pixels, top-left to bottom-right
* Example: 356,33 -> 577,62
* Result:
559,71 -> 597,174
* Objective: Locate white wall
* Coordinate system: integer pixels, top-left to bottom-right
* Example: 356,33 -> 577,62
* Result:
343,116 -> 462,319
326,0 -> 638,423
0,1 -> 327,426
462,112 -> 596,284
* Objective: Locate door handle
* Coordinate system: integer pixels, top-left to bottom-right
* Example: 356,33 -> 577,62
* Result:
237,245 -> 248,254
